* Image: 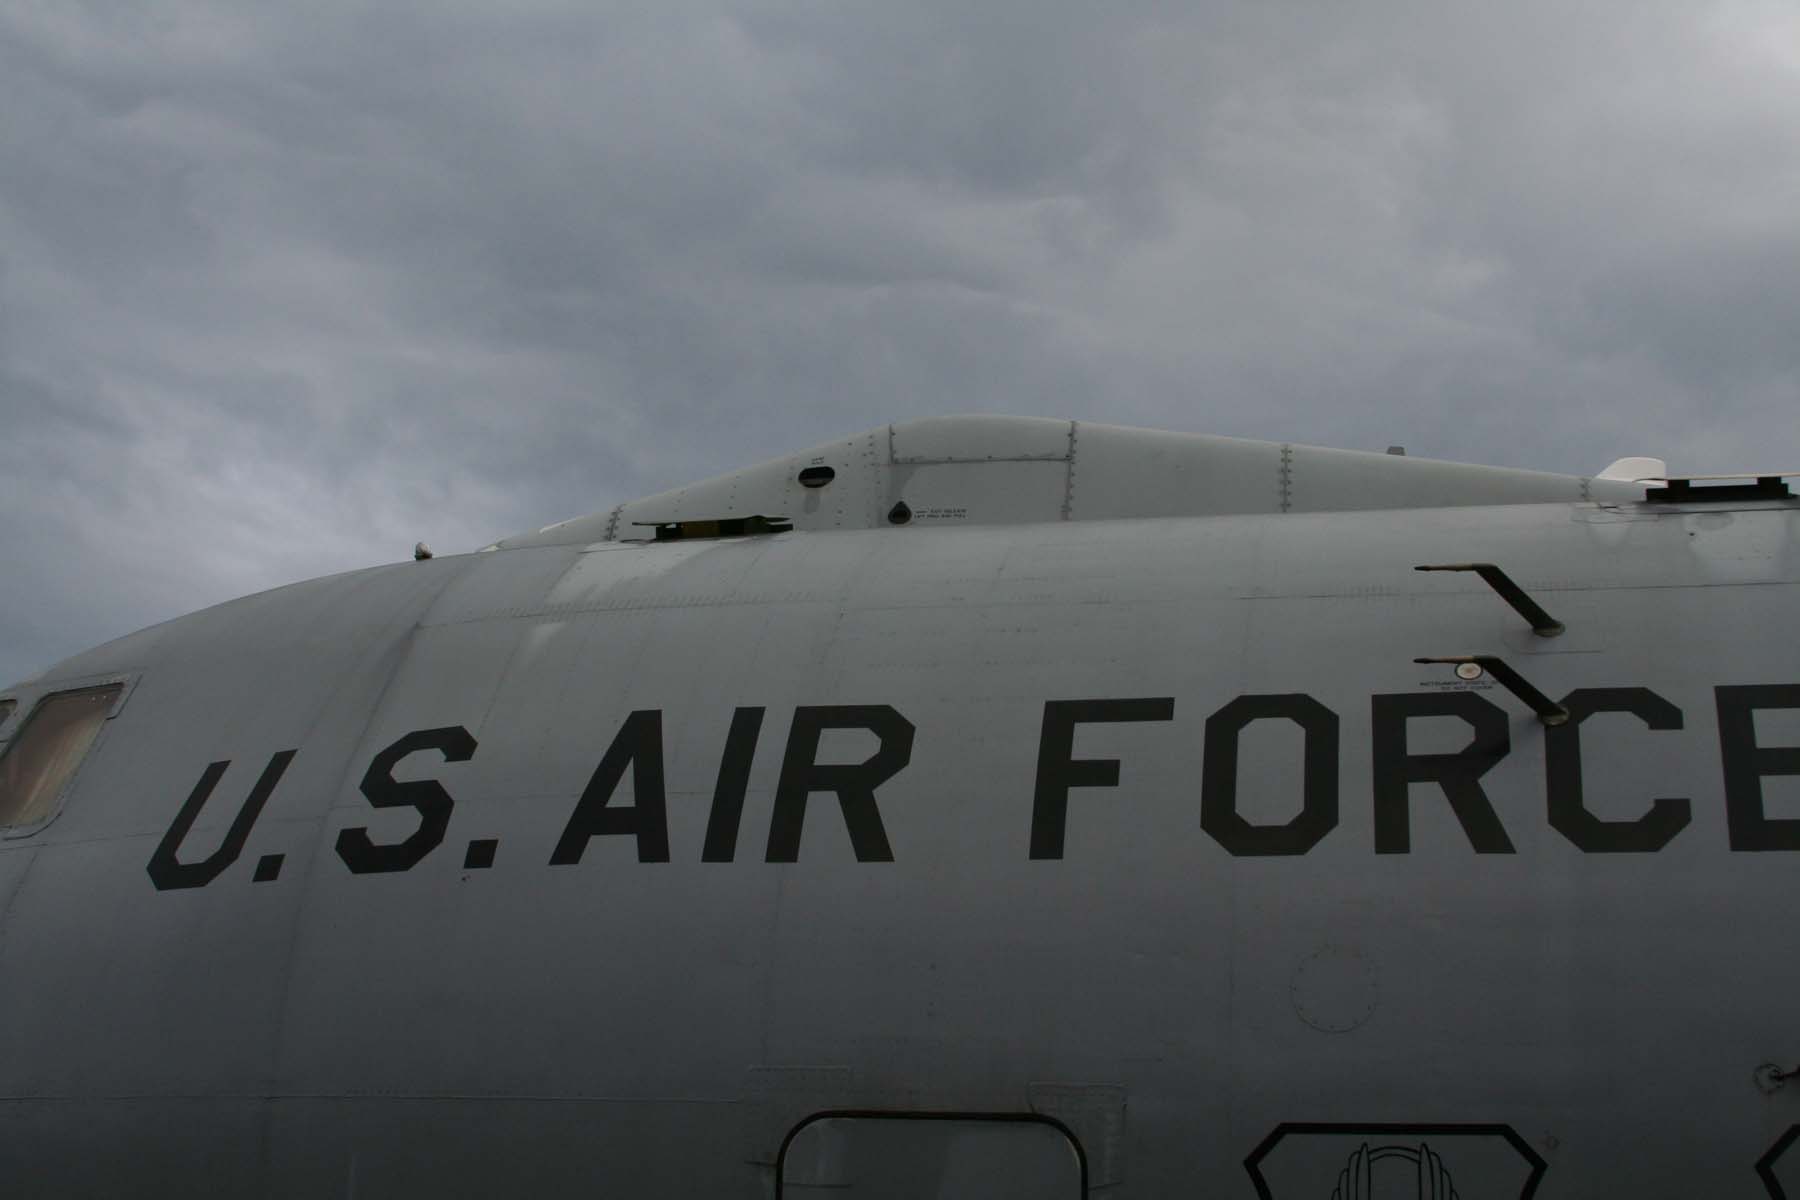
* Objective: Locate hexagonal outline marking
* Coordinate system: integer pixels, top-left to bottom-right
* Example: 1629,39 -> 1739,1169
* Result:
1243,1122 -> 1548,1200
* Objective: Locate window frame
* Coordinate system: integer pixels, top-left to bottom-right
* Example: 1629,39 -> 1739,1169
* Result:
773,1110 -> 1089,1199
0,671 -> 137,839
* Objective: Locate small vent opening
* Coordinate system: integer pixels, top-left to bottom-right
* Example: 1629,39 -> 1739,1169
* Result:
634,515 -> 793,542
1647,476 -> 1793,502
797,466 -> 836,489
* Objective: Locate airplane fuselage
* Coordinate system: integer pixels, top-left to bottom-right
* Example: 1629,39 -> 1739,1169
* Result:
2,471 -> 1797,1196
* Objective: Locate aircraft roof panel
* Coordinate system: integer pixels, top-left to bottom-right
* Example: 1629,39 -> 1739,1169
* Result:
491,415 -> 1648,550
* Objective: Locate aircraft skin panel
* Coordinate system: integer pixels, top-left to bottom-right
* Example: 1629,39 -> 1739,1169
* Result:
491,416 -> 1649,550
0,495 -> 1796,1195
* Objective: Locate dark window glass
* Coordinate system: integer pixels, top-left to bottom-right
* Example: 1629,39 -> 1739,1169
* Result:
0,699 -> 14,730
0,685 -> 121,827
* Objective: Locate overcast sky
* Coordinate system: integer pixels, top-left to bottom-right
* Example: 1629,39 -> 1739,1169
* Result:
4,0 -> 1798,684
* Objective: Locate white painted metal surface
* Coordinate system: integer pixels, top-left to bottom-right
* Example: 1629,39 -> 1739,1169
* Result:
2,417 -> 1797,1197
493,416 -> 1646,549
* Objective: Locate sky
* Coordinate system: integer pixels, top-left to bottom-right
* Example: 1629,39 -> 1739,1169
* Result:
3,0 -> 1799,684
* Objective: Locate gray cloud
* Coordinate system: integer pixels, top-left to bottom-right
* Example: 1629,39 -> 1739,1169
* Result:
4,0 -> 1798,683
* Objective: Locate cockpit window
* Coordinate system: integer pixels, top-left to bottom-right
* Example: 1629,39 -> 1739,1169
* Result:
0,685 -> 122,828
0,699 -> 14,731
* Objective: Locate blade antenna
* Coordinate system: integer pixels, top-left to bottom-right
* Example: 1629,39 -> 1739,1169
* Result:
1415,563 -> 1564,637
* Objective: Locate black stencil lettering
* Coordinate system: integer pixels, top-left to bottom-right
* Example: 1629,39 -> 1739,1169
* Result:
1371,692 -> 1514,854
1545,687 -> 1689,852
1717,684 -> 1800,851
1201,694 -> 1339,856
147,750 -> 296,891
336,726 -> 477,874
550,710 -> 670,865
702,707 -> 766,862
1029,698 -> 1175,860
765,706 -> 914,862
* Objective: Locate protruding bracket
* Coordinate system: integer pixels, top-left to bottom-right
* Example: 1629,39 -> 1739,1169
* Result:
1414,656 -> 1570,726
1415,563 -> 1564,637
